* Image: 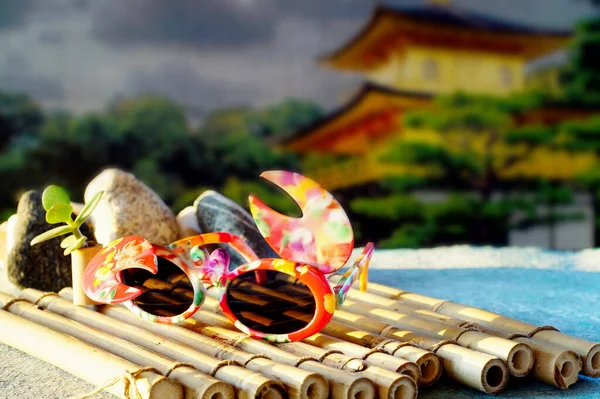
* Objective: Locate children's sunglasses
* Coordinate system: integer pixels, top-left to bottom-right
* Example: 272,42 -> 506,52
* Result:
83,171 -> 374,342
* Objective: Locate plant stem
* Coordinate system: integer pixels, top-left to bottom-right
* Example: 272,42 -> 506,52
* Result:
70,225 -> 87,248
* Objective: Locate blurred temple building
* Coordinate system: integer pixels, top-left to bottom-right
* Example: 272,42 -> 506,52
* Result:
281,1 -> 598,249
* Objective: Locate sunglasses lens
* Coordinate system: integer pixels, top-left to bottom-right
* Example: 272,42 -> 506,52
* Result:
121,256 -> 194,317
226,270 -> 316,335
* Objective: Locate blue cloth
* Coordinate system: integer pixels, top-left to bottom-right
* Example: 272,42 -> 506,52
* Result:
370,268 -> 600,398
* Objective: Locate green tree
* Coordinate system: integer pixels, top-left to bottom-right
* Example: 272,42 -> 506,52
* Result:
0,92 -> 43,151
561,16 -> 600,103
389,93 -> 553,200
198,106 -> 300,181
0,93 -> 318,221
247,99 -> 324,139
109,95 -> 190,167
350,92 -> 580,247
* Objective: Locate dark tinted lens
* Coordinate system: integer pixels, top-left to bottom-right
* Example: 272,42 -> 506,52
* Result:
226,270 -> 316,335
121,257 -> 193,316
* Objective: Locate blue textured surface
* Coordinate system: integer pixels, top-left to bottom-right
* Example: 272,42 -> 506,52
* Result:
370,268 -> 600,398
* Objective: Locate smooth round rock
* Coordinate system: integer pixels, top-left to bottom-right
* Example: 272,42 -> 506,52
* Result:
85,168 -> 180,246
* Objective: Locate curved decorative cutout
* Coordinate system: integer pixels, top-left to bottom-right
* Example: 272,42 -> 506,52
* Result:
83,236 -> 158,303
249,170 -> 354,273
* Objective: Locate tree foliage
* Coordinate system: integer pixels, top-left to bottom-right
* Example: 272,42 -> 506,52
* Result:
349,91 -> 584,247
390,92 -> 554,199
561,13 -> 600,103
0,92 -> 310,221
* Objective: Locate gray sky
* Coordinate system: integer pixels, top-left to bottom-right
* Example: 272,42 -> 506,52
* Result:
0,0 -> 595,119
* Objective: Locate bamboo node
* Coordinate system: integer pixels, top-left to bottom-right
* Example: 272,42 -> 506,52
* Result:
69,366 -> 162,399
506,333 -> 530,340
34,292 -> 61,305
429,340 -> 458,353
529,325 -> 561,337
243,354 -> 272,366
165,362 -> 195,378
342,358 -> 367,372
209,360 -> 243,377
317,349 -> 344,362
1,297 -> 32,311
361,348 -> 386,359
293,357 -> 319,367
431,300 -> 449,312
462,322 -> 481,330
376,339 -> 414,354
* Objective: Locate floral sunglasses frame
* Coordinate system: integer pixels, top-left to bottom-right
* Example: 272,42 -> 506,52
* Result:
83,170 -> 374,342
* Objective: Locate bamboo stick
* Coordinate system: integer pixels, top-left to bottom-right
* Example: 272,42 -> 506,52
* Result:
71,245 -> 102,306
182,312 -> 377,399
277,340 -> 418,399
332,309 -> 509,395
0,306 -> 179,399
206,280 -> 441,387
319,319 -> 442,387
24,289 -> 285,399
208,279 -> 509,385
0,293 -> 227,399
513,337 -> 582,389
148,275 -> 421,394
198,291 -> 421,387
337,297 -> 533,378
339,284 -> 586,387
59,288 -> 374,399
93,301 -> 329,399
192,309 -> 416,399
337,284 -> 472,329
302,331 -> 421,386
362,282 -> 600,378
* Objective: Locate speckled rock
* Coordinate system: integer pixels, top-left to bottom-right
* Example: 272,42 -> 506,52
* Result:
195,190 -> 277,266
6,191 -> 94,292
85,168 -> 180,246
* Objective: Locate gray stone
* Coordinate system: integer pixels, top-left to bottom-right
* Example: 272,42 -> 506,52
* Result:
6,191 -> 94,292
85,168 -> 180,246
195,190 -> 278,267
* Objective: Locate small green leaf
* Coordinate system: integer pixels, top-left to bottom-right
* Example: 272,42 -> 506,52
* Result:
46,204 -> 73,224
74,191 -> 103,227
30,225 -> 73,246
64,236 -> 86,255
60,235 -> 77,249
42,185 -> 70,211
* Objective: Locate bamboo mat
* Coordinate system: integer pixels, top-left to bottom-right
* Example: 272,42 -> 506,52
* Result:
1,267 -> 599,399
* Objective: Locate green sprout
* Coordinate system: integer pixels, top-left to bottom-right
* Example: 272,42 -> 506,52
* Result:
30,185 -> 104,255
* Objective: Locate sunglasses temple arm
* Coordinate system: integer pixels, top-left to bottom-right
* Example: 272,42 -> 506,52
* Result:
332,242 -> 374,308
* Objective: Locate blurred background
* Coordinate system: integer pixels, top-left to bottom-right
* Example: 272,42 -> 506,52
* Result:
1,0 -> 600,250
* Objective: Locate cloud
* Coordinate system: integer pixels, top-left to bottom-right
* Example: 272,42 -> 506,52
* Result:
0,52 -> 64,100
91,0 -> 277,48
0,0 -> 594,117
276,0 -> 374,21
126,61 -> 260,119
0,0 -> 37,31
37,30 -> 66,46
0,72 -> 64,101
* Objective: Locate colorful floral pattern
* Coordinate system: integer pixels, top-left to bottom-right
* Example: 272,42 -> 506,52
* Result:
83,236 -> 157,303
192,247 -> 230,288
249,171 -> 354,273
83,235 -> 207,324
